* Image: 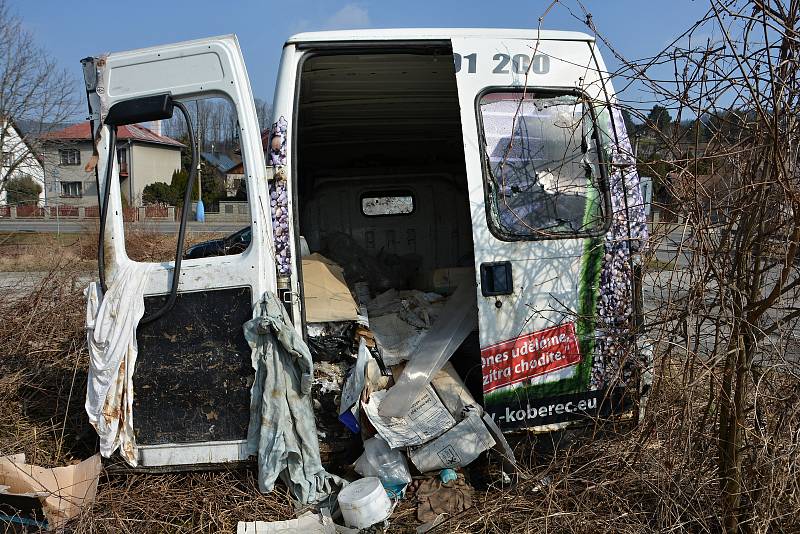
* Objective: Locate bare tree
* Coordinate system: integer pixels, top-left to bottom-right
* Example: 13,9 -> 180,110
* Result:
162,96 -> 271,152
254,97 -> 272,132
0,0 -> 78,204
582,0 -> 800,531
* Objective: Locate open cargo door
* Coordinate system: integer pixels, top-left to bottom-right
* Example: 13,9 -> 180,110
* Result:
83,35 -> 274,467
451,34 -> 641,430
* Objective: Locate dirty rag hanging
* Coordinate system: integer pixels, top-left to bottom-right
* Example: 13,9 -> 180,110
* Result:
85,263 -> 154,466
244,291 -> 345,504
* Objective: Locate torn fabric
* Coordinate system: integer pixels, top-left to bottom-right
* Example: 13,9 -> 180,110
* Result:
85,263 -> 154,466
244,291 -> 344,504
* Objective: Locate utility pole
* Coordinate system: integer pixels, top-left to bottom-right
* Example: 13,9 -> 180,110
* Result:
196,101 -> 202,203
195,100 -> 205,223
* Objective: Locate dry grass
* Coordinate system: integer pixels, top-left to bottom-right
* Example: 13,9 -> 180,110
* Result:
0,227 -> 229,271
0,245 -> 798,532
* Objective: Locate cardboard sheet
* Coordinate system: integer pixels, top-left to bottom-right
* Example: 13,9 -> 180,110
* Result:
302,254 -> 359,323
430,362 -> 478,418
0,453 -> 101,530
413,267 -> 474,295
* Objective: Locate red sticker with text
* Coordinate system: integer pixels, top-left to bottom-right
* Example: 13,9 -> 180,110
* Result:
481,323 -> 582,393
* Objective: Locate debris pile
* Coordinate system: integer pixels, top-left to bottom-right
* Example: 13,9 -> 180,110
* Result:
301,256 -> 514,531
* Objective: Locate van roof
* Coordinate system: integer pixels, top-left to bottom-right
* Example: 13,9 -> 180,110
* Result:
286,28 -> 594,45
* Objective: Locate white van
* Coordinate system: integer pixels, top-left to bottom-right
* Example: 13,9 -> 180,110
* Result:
81,29 -> 648,468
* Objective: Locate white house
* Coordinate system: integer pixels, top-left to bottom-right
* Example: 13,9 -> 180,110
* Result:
0,119 -> 45,206
39,122 -> 183,207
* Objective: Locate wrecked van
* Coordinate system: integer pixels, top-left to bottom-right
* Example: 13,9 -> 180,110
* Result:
80,29 -> 648,470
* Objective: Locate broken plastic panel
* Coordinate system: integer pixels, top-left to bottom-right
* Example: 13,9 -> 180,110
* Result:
377,283 -> 477,418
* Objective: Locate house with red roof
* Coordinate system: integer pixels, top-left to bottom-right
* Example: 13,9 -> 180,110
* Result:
40,122 -> 183,208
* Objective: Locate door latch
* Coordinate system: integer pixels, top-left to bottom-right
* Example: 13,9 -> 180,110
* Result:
480,261 -> 513,296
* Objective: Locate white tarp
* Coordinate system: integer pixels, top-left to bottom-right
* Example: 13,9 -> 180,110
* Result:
84,263 -> 153,466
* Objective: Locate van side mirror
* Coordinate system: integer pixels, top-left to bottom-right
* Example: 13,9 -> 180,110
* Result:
105,94 -> 174,126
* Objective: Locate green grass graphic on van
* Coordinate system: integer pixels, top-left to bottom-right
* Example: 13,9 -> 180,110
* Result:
484,234 -> 603,403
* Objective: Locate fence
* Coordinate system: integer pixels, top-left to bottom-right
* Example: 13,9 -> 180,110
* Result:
0,204 -> 172,222
0,203 -> 251,223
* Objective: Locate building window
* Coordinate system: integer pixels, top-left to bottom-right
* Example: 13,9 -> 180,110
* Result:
117,148 -> 128,174
61,181 -> 83,198
1,151 -> 12,166
59,148 -> 80,166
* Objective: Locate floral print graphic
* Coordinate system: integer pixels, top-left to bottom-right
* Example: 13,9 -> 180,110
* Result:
591,106 -> 649,389
268,117 -> 291,276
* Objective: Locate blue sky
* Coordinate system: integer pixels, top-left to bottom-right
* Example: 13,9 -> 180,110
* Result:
12,0 -> 712,115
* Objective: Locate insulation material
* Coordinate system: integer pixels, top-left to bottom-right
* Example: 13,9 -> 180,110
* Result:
302,254 -> 359,323
367,290 -> 446,365
378,284 -> 477,417
0,454 -> 101,530
84,263 -> 154,465
244,291 -> 344,504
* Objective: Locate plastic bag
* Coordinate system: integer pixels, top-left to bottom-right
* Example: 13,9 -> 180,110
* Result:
377,283 -> 477,417
354,437 -> 412,485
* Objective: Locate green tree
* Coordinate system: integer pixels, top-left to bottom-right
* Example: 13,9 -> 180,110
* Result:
176,135 -> 224,209
169,169 -> 197,207
142,181 -> 175,205
646,104 -> 672,134
6,175 -> 41,204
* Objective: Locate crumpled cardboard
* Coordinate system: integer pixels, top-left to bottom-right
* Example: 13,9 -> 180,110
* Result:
302,254 -> 359,323
430,362 -> 477,417
0,453 -> 101,530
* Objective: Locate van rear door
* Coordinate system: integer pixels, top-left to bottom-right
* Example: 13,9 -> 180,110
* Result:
451,35 -> 631,430
84,35 -> 274,466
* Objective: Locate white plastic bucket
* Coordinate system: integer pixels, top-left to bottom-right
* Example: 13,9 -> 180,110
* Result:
338,477 -> 392,528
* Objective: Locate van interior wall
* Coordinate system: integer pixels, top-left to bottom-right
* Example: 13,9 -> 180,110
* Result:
296,49 -> 484,401
297,50 -> 474,289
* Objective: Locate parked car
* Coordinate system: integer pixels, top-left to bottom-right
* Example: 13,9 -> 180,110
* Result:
184,226 -> 251,259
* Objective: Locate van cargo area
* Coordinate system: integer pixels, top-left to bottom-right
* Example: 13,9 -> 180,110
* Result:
295,49 -> 484,420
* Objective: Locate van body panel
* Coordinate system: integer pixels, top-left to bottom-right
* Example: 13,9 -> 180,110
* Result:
286,28 -> 594,44
451,36 -> 641,428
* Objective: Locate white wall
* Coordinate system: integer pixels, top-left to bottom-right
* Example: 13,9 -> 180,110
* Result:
130,143 -> 182,205
0,122 -> 45,206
